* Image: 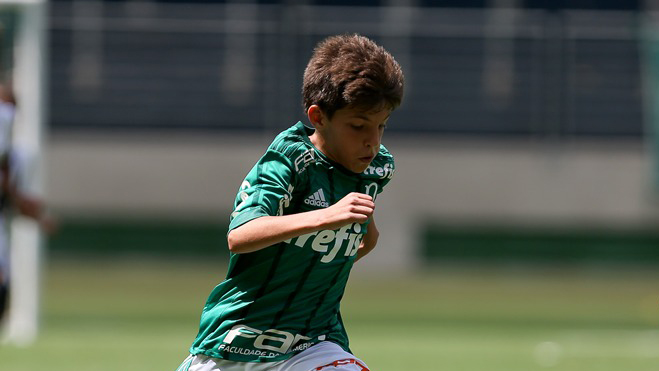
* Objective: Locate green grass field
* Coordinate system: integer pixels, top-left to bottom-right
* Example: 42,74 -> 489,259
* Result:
1,258 -> 658,371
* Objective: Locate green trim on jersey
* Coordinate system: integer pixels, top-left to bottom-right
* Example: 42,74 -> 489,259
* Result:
189,122 -> 395,363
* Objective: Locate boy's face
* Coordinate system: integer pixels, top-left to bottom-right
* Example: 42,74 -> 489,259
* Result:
309,105 -> 390,174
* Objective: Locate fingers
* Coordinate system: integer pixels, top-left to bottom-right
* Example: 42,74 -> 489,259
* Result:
344,193 -> 374,210
349,207 -> 373,221
320,192 -> 376,229
350,192 -> 373,201
343,193 -> 374,221
345,192 -> 374,205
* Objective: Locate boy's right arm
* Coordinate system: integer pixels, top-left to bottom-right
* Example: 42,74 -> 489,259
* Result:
228,192 -> 374,254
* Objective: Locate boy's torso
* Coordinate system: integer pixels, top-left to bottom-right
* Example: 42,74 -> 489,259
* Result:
190,122 -> 394,363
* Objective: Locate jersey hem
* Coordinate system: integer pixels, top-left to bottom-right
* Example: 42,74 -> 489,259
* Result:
188,339 -> 352,364
188,346 -> 298,364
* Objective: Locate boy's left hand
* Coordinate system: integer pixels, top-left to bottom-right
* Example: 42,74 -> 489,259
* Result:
356,217 -> 379,262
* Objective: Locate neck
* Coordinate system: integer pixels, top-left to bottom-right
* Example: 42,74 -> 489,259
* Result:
309,132 -> 335,163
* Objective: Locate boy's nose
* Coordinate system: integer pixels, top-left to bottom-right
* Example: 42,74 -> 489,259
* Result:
365,129 -> 380,148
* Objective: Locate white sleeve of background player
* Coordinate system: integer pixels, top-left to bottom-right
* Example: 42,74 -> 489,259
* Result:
9,148 -> 36,194
0,102 -> 15,156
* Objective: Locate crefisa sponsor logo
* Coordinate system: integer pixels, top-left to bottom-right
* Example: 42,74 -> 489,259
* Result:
363,163 -> 394,179
284,222 -> 363,263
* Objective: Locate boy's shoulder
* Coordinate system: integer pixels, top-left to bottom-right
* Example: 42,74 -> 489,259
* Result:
267,122 -> 317,174
375,144 -> 394,164
370,144 -> 395,172
361,144 -> 395,180
264,121 -> 395,179
268,122 -> 311,154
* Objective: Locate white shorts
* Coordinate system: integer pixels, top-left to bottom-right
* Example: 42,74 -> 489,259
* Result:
176,341 -> 370,371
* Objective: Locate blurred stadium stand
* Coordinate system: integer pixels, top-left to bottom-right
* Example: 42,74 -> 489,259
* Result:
49,0 -> 643,137
37,0 -> 659,269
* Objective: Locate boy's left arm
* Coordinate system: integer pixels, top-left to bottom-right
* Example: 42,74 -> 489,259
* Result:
355,216 -> 379,262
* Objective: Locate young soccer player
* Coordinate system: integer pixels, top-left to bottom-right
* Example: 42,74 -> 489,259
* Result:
0,83 -> 56,324
176,33 -> 404,371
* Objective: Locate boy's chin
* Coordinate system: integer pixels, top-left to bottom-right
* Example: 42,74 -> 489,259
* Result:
350,163 -> 370,174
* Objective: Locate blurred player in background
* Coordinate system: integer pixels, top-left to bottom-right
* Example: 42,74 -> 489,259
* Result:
0,83 -> 55,325
175,34 -> 404,371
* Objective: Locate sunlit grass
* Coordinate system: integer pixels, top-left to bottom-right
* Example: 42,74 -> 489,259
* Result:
1,258 -> 657,371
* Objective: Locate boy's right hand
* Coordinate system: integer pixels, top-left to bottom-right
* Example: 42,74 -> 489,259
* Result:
317,192 -> 374,230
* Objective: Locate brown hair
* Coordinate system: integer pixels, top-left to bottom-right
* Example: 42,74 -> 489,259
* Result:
302,34 -> 404,119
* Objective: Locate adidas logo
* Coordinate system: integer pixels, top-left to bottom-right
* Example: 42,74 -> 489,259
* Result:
304,188 -> 329,208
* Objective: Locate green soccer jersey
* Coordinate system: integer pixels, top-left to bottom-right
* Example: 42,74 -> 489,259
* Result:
189,121 -> 395,363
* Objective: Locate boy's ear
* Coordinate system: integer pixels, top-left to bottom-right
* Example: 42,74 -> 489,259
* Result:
307,105 -> 324,129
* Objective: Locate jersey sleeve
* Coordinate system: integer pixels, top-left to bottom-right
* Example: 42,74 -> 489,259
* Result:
228,149 -> 295,232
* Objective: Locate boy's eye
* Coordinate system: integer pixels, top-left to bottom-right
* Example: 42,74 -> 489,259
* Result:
350,124 -> 363,130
